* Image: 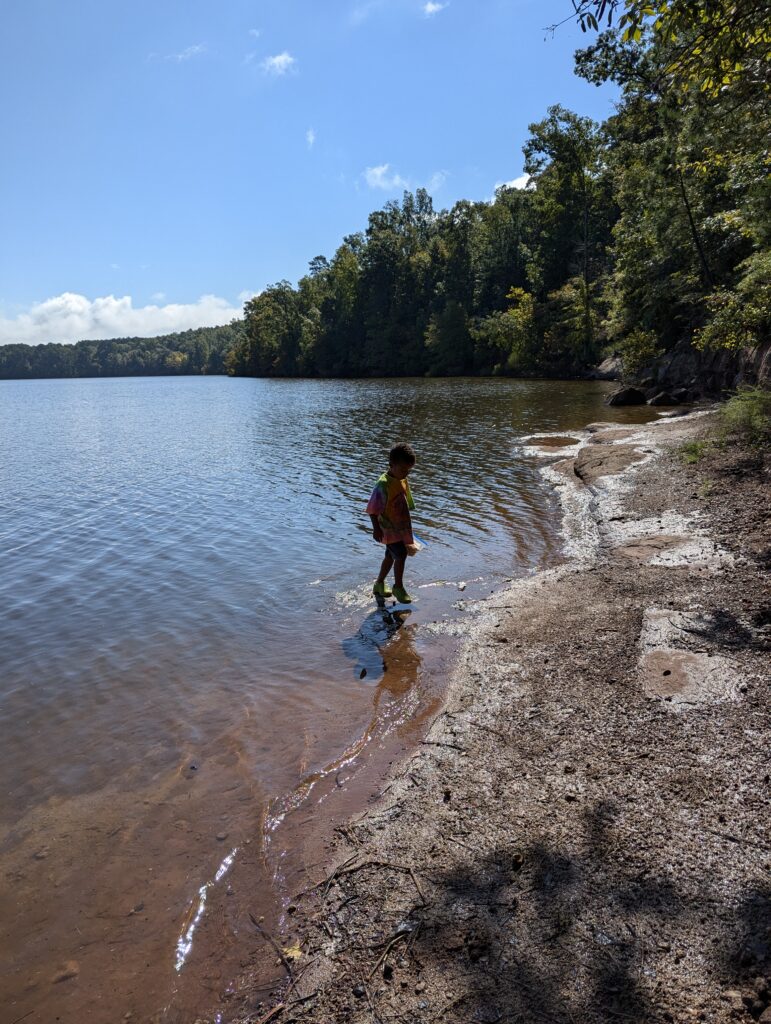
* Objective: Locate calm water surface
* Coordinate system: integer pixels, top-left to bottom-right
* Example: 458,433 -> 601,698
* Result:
0,376 -> 657,1022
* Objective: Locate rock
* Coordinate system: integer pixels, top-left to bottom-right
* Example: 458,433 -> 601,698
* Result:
574,445 -> 644,485
352,983 -> 366,999
51,961 -> 79,984
606,386 -> 646,406
759,1009 -> 771,1024
723,989 -> 744,1012
415,981 -> 426,993
591,355 -> 623,380
648,391 -> 680,406
216,832 -> 228,841
671,387 -> 692,403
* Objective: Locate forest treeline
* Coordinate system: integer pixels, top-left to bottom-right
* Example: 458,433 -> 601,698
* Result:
2,1 -> 767,383
228,0 -> 769,380
0,324 -> 242,380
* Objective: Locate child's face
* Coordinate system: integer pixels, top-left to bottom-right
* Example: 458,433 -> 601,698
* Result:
389,459 -> 414,480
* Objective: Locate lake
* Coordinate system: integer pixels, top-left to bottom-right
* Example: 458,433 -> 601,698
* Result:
0,375 -> 657,1022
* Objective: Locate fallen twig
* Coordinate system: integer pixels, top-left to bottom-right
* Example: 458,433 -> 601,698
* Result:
287,989 -> 319,1007
368,930 -> 408,979
249,913 -> 295,980
255,1004 -> 285,1024
703,827 -> 771,852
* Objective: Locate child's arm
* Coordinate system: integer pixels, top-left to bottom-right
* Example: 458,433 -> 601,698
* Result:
369,514 -> 384,543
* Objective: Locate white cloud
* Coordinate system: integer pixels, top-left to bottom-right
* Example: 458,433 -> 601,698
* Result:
0,293 -> 243,346
151,291 -> 166,302
427,169 -> 448,192
423,1 -> 448,15
165,44 -> 206,62
494,173 -> 531,192
350,0 -> 385,25
306,128 -> 316,149
248,28 -> 261,38
364,163 -> 410,191
237,289 -> 260,303
260,51 -> 297,76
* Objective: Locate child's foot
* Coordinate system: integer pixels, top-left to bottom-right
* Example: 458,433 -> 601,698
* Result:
373,581 -> 393,598
392,585 -> 412,604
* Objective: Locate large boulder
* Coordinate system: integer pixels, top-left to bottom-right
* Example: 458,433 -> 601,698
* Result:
590,355 -> 623,381
606,386 -> 646,406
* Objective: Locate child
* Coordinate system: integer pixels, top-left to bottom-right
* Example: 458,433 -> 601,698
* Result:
366,442 -> 417,604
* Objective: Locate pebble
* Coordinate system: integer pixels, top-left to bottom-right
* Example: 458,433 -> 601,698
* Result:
216,832 -> 228,841
51,960 -> 79,984
352,984 -> 366,999
415,981 -> 426,993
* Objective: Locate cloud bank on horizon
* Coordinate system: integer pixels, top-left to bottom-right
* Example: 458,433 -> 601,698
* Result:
0,293 -> 244,347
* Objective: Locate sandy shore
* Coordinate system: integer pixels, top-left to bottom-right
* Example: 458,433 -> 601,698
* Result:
225,411 -> 770,1024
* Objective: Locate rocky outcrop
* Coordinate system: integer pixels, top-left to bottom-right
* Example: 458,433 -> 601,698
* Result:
573,444 -> 645,484
606,385 -> 646,406
637,339 -> 771,397
588,354 -> 623,380
647,391 -> 680,406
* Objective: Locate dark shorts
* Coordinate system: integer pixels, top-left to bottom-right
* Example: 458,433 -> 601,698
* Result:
386,541 -> 408,560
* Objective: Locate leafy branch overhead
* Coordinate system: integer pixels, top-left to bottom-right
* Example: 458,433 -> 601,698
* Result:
565,0 -> 771,96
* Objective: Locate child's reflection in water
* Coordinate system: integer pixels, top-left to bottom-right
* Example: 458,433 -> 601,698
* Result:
341,605 -> 420,698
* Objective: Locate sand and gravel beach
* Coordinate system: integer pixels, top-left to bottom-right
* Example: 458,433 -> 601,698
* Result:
219,409 -> 770,1024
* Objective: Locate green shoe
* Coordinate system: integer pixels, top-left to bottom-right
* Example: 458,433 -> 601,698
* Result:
392,585 -> 412,604
373,581 -> 392,598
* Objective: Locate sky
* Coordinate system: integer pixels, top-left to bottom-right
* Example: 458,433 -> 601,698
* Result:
0,0 -> 619,345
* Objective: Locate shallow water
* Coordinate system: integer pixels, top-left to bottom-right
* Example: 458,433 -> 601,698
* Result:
0,376 -> 657,1021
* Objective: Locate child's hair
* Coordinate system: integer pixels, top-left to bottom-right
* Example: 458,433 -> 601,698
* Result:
389,441 -> 416,466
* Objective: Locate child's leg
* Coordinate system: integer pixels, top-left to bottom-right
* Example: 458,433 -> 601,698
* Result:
376,550 -> 394,583
392,555 -> 407,588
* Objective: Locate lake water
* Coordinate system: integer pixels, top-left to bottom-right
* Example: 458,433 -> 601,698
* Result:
0,376 -> 657,1022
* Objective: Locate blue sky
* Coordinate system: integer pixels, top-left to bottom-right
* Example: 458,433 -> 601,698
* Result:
0,0 -> 618,344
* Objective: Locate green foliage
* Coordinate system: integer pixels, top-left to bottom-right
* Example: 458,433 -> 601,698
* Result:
471,288 -> 538,375
618,328 -> 663,378
719,385 -> 771,446
679,438 -> 711,463
694,252 -> 771,351
0,324 -> 242,380
569,1 -> 771,97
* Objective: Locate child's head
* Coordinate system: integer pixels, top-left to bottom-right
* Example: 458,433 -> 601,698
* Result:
388,441 -> 416,479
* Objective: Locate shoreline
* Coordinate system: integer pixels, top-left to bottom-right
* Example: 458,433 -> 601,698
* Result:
223,409 -> 769,1024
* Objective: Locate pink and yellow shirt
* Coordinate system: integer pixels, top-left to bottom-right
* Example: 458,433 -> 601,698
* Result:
366,472 -> 415,545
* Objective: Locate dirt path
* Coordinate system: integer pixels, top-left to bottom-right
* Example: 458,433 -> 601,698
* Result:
228,412 -> 770,1024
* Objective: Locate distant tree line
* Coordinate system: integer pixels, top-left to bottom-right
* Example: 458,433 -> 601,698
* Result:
0,325 -> 242,380
227,0 -> 768,379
